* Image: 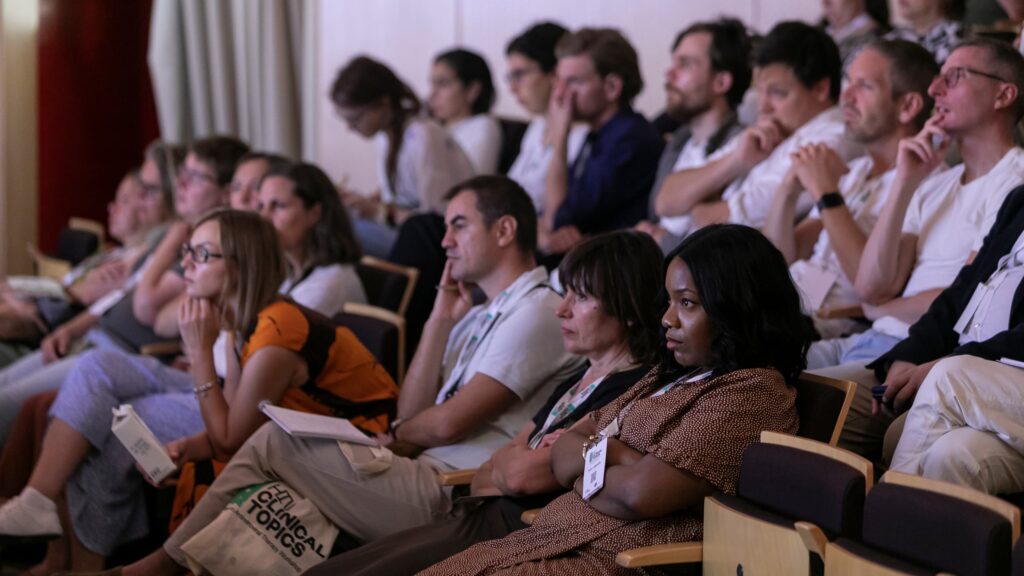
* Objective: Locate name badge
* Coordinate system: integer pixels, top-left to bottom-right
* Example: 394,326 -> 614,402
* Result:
581,436 -> 608,500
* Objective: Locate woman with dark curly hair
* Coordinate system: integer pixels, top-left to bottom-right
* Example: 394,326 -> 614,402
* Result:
421,224 -> 813,575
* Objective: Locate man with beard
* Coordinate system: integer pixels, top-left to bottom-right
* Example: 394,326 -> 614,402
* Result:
634,18 -> 752,253
538,28 -> 663,256
654,21 -> 861,233
764,40 -> 938,339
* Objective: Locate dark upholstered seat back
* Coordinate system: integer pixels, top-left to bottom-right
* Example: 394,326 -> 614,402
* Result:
860,483 -> 1013,576
334,312 -> 400,383
794,375 -> 849,444
56,227 -> 100,265
737,442 -> 866,540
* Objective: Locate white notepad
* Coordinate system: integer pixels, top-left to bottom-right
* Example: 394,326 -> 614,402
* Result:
259,401 -> 378,446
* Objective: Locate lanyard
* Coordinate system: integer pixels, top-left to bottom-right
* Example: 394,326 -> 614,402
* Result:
601,367 -> 712,439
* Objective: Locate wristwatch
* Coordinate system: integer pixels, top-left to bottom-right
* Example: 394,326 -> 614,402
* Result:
816,192 -> 845,211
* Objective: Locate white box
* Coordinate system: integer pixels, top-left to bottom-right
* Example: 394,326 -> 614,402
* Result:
111,404 -> 177,483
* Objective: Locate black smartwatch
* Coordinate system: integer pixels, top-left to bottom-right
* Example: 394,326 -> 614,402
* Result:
816,192 -> 845,211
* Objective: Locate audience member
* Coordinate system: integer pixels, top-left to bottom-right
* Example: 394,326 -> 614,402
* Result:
228,152 -> 287,212
0,171 -> 167,357
881,185 -> 1024,494
539,28 -> 663,256
504,22 -> 587,211
304,230 -> 665,576
112,175 -> 584,576
764,40 -> 939,339
257,162 -> 366,315
635,18 -> 751,252
811,38 -> 1024,459
419,224 -> 811,575
0,136 -> 247,444
887,0 -> 966,63
655,21 -> 859,234
331,56 -> 474,258
430,48 -> 503,174
824,0 -> 888,69
0,210 -> 398,571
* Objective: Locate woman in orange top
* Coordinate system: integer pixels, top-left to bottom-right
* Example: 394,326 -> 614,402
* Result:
0,209 -> 398,571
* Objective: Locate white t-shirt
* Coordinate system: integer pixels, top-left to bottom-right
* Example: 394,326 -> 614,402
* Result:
419,266 -> 585,471
790,156 -> 895,338
725,107 -> 861,227
374,117 -> 475,213
660,132 -> 741,236
507,117 -> 587,212
448,114 -> 502,175
280,263 -> 367,319
872,147 -> 1024,338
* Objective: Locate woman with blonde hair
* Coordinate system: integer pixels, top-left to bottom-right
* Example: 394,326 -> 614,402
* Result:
0,209 -> 398,571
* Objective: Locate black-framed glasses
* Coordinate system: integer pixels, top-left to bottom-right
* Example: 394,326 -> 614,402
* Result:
180,243 -> 224,264
936,66 -> 1008,89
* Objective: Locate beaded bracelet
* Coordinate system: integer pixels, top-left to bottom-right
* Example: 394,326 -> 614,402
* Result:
193,380 -> 218,398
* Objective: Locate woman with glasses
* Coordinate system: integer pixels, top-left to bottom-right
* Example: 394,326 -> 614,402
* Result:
330,56 -> 474,258
429,48 -> 502,175
0,210 -> 399,572
503,23 -> 588,212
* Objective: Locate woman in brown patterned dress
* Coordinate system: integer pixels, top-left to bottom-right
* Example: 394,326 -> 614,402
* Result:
421,224 -> 815,575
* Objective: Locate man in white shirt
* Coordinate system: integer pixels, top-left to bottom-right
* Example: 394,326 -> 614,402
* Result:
764,40 -> 939,339
634,18 -> 751,253
654,21 -> 861,233
810,38 -> 1024,459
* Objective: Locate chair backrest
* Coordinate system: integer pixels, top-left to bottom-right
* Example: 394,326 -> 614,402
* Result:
54,227 -> 101,266
69,216 -> 106,247
825,471 -> 1020,576
355,256 -> 419,318
28,243 -> 72,280
497,117 -> 529,175
334,302 -> 405,385
793,372 -> 856,446
702,431 -> 873,575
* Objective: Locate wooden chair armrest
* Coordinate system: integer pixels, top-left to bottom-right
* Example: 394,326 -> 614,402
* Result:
520,508 -> 540,525
816,304 -> 864,319
437,468 -> 478,486
139,341 -> 183,357
615,542 -> 703,568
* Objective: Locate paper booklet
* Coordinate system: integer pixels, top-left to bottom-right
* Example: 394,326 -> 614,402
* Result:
111,404 -> 177,483
259,401 -> 379,446
6,276 -> 67,300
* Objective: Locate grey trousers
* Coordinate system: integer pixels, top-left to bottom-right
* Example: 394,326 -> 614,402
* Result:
165,422 -> 452,567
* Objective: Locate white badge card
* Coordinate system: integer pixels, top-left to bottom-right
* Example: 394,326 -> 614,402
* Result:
581,436 -> 609,500
797,265 -> 839,312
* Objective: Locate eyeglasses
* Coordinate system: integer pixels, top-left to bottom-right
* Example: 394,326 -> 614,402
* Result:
179,167 -> 218,187
505,67 -> 538,85
180,243 -> 224,264
935,66 -> 1008,89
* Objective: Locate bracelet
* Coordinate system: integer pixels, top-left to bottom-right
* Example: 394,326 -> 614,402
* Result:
580,434 -> 602,461
193,379 -> 219,398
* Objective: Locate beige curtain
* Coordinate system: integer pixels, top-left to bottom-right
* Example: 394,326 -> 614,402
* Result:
148,0 -> 316,160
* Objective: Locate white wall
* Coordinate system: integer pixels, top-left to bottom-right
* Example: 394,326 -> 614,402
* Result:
313,0 -> 823,194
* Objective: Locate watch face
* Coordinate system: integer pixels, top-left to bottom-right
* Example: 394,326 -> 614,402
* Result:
818,192 -> 845,209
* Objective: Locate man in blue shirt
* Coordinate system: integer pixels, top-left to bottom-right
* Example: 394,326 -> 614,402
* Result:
539,28 -> 664,256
